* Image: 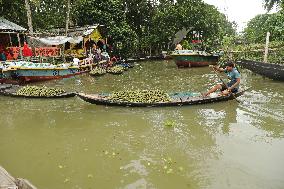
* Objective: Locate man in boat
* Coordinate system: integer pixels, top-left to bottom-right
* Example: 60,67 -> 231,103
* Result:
203,62 -> 241,97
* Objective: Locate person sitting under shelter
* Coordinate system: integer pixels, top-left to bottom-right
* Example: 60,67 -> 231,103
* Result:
72,56 -> 80,66
175,43 -> 182,50
203,62 -> 241,97
0,49 -> 7,61
91,44 -> 101,63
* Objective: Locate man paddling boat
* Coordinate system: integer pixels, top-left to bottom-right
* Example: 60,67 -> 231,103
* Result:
203,62 -> 241,97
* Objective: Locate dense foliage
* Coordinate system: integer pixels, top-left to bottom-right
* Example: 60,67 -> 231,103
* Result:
226,41 -> 284,64
244,0 -> 284,43
1,0 -> 236,57
0,0 -> 27,27
236,0 -> 284,64
244,12 -> 284,43
263,0 -> 284,11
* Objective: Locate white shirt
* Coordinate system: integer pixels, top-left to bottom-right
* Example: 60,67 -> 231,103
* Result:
73,58 -> 80,66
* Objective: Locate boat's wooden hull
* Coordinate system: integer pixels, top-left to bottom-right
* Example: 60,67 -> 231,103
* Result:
0,78 -> 20,85
18,73 -> 79,82
77,90 -> 245,107
0,84 -> 12,90
172,54 -> 219,68
163,55 -> 173,60
0,69 -> 19,84
89,73 -> 106,77
1,67 -> 80,83
0,86 -> 76,98
237,60 -> 284,81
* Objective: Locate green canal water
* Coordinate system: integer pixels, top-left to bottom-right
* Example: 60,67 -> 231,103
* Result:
0,60 -> 284,189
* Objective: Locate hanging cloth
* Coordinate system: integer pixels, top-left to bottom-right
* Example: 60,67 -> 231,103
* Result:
23,43 -> 33,57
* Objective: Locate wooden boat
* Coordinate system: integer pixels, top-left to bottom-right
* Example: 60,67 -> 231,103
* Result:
1,61 -> 81,83
89,72 -> 106,77
236,60 -> 284,81
0,69 -> 20,84
171,50 -> 219,68
161,51 -> 173,60
115,62 -> 134,69
0,86 -> 76,98
77,90 -> 245,107
0,84 -> 12,90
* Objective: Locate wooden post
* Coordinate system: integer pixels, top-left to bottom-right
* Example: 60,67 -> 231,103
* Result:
264,32 -> 270,63
8,33 -> 12,46
17,33 -> 23,60
62,44 -> 66,63
228,48 -> 233,61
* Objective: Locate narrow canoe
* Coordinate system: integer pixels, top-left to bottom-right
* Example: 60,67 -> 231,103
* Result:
0,86 -> 76,98
77,90 -> 245,107
237,60 -> 284,81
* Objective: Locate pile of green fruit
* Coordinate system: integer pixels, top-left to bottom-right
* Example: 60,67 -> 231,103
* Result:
90,67 -> 106,76
109,90 -> 171,103
16,86 -> 65,96
107,66 -> 124,74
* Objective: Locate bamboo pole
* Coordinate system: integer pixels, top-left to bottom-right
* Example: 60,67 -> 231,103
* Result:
8,33 -> 12,46
264,32 -> 270,63
17,33 -> 23,60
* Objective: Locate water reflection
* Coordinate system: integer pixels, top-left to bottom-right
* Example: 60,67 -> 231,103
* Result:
0,61 -> 283,189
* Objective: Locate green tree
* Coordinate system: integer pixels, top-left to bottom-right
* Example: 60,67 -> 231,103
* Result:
244,12 -> 284,43
263,0 -> 284,11
1,0 -> 236,57
74,0 -> 138,57
31,0 -> 70,30
150,0 -> 235,52
0,0 -> 27,28
0,0 -> 75,31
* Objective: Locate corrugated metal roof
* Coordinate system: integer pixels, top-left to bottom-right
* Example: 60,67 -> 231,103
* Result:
51,25 -> 99,37
0,17 -> 26,32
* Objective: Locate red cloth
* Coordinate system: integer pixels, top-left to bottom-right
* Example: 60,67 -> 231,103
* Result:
191,40 -> 202,44
6,52 -> 13,60
23,43 -> 33,57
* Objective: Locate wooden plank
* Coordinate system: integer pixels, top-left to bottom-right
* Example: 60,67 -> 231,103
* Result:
0,166 -> 17,189
15,179 -> 37,189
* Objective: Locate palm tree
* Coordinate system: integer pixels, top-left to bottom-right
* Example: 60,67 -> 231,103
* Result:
263,0 -> 283,11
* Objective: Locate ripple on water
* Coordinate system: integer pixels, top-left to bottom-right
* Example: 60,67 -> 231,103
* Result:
0,61 -> 284,189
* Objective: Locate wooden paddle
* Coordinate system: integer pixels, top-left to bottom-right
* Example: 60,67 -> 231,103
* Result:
211,67 -> 240,103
